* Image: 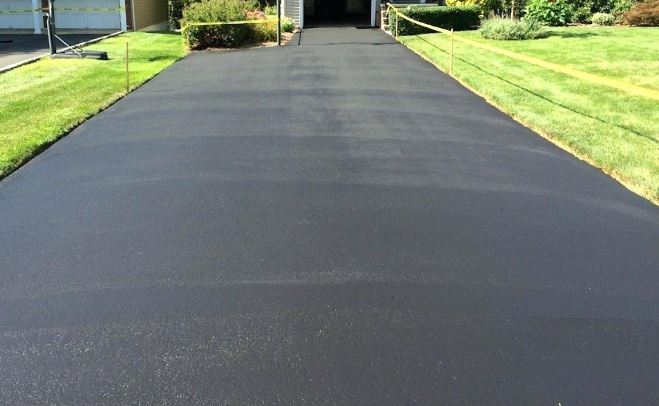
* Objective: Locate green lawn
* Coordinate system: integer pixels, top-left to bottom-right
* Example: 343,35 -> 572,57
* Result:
0,32 -> 184,178
398,26 -> 659,204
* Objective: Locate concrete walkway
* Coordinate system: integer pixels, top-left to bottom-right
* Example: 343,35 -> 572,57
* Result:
0,27 -> 658,404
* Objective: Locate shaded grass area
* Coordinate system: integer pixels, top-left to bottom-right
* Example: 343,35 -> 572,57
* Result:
0,32 -> 185,178
398,26 -> 659,204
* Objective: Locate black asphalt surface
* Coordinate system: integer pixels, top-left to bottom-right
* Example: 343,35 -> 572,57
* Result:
0,34 -> 100,68
1,27 -> 659,404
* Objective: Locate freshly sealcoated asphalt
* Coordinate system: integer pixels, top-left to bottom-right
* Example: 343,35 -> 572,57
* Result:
1,27 -> 658,404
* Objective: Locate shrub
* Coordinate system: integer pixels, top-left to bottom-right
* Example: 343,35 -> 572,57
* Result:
388,5 -> 481,35
282,17 -> 295,32
445,0 -> 502,15
479,17 -> 546,39
182,0 -> 261,49
524,0 -> 573,25
252,16 -> 294,39
170,0 -> 198,29
170,0 -> 274,27
571,1 -> 594,23
251,19 -> 278,42
565,0 -> 633,22
264,4 -> 277,15
622,0 -> 659,26
591,12 -> 616,24
611,0 -> 634,14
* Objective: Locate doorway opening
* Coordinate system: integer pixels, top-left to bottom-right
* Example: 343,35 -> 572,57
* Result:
304,0 -> 371,27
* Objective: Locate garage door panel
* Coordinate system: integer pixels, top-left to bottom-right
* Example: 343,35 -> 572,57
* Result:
0,0 -> 34,29
54,0 -> 121,29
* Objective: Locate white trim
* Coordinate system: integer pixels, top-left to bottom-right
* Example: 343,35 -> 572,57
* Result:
370,0 -> 376,26
131,0 -> 136,30
32,0 -> 41,33
119,0 -> 127,31
299,0 -> 304,29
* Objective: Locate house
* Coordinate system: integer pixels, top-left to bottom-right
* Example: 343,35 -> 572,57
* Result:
0,0 -> 168,33
284,0 -> 379,28
283,0 -> 430,28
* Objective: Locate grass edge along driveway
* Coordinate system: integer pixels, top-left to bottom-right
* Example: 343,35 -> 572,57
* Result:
398,26 -> 659,206
0,32 -> 185,179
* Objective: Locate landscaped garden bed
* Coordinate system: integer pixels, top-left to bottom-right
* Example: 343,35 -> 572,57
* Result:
180,0 -> 296,50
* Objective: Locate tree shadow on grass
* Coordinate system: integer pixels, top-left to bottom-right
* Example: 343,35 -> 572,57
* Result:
147,55 -> 176,62
415,35 -> 657,145
545,30 -> 606,39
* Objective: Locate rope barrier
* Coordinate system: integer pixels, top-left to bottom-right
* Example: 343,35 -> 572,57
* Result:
387,4 -> 659,101
0,9 -> 38,15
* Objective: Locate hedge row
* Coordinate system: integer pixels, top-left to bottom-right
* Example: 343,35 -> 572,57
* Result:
388,6 -> 481,35
183,19 -> 293,49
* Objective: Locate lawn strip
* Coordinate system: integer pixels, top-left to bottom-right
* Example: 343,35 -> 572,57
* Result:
398,27 -> 659,204
0,32 -> 185,179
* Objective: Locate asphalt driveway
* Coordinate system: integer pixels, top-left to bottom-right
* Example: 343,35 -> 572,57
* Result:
1,27 -> 658,404
0,33 -> 100,69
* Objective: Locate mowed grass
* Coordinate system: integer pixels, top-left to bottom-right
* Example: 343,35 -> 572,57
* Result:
399,26 -> 659,204
0,32 -> 184,178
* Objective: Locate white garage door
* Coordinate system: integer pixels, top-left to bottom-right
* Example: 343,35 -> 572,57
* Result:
0,0 -> 34,29
55,0 -> 121,29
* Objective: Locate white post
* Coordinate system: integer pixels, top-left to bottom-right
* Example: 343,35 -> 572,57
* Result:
32,0 -> 41,33
299,0 -> 304,29
119,0 -> 127,31
370,0 -> 376,26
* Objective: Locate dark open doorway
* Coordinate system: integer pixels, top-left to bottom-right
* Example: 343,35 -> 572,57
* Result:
304,0 -> 371,27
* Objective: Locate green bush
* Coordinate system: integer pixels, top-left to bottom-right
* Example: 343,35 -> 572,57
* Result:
282,17 -> 295,32
170,0 -> 274,28
479,17 -> 546,39
611,0 -> 634,14
182,0 -> 261,49
264,4 -> 277,15
225,17 -> 293,44
571,1 -> 594,23
388,5 -> 481,35
524,0 -> 573,25
445,0 -> 501,15
446,0 -> 529,18
251,19 -> 278,42
591,12 -> 616,25
567,0 -> 632,22
169,0 -> 198,29
622,0 -> 659,26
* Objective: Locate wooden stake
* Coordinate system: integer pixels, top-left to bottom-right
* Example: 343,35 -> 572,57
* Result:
125,41 -> 129,94
395,15 -> 399,37
450,29 -> 454,74
276,0 -> 281,46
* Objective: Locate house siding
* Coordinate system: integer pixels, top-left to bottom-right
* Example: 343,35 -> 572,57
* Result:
284,0 -> 301,27
133,0 -> 167,30
0,0 -> 34,29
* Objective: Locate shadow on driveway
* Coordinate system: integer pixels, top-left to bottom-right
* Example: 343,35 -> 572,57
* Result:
0,33 -> 101,69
